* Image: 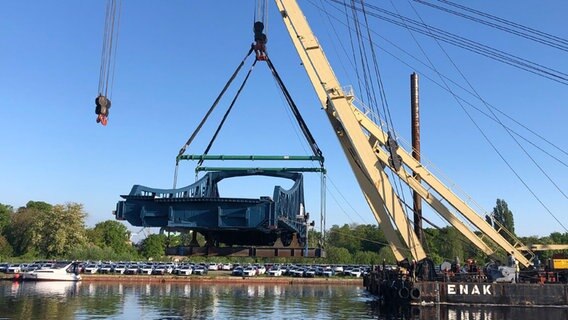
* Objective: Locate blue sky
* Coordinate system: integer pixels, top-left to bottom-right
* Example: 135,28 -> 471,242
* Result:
1,1 -> 566,239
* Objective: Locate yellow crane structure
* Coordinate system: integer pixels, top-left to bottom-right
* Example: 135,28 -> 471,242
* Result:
274,0 -> 536,267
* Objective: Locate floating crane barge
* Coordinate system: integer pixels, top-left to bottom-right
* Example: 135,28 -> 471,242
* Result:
114,0 -> 567,307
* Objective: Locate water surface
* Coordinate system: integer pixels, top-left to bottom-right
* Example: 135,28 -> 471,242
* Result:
0,281 -> 565,319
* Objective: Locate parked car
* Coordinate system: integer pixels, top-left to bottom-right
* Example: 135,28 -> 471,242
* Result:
125,264 -> 140,275
176,265 -> 194,276
139,264 -> 154,275
99,264 -> 114,274
207,263 -> 219,271
84,264 -> 100,274
322,267 -> 335,277
304,268 -> 317,278
231,267 -> 244,276
0,263 -> 8,273
6,264 -> 22,274
242,266 -> 257,277
333,265 -> 344,275
152,264 -> 169,275
268,267 -> 283,277
290,267 -> 305,277
255,264 -> 266,275
193,265 -> 208,275
347,268 -> 362,277
113,264 -> 127,274
221,263 -> 233,271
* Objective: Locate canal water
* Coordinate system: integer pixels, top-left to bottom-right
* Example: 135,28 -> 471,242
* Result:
0,281 -> 566,319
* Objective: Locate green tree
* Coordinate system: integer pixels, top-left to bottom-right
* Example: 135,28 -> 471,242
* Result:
325,246 -> 352,264
423,227 -> 465,264
355,224 -> 387,252
140,234 -> 166,259
377,246 -> 396,264
327,224 -> 359,253
89,220 -> 132,254
307,229 -> 323,248
492,199 -> 515,241
0,235 -> 13,258
353,251 -> 380,265
549,232 -> 568,244
0,204 -> 13,235
25,201 -> 52,213
164,231 -> 181,248
36,203 -> 87,258
5,206 -> 41,256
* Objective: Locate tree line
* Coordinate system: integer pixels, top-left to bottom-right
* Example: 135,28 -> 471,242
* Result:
0,199 -> 566,265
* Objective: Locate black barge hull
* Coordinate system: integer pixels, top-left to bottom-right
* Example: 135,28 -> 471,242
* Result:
365,274 -> 568,307
414,282 -> 568,306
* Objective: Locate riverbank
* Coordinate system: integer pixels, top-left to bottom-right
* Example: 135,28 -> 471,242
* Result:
1,273 -> 362,285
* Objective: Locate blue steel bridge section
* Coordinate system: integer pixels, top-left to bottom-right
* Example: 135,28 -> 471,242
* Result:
115,170 -> 307,247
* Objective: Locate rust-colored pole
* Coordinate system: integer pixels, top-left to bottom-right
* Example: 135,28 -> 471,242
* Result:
411,72 -> 423,241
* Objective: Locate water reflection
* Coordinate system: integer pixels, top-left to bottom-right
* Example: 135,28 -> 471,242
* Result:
0,281 -> 565,319
415,305 -> 568,320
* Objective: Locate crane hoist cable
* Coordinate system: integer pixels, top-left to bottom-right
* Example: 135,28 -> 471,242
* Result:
95,0 -> 122,126
253,0 -> 269,60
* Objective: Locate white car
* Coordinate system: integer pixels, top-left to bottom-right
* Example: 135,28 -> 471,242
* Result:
177,265 -> 194,276
6,264 -> 22,274
152,264 -> 169,275
256,265 -> 266,275
99,264 -> 114,274
221,263 -> 233,271
333,265 -> 344,274
268,267 -> 283,277
139,264 -> 154,275
84,264 -> 100,274
207,263 -> 219,271
242,266 -> 257,277
125,264 -> 140,275
113,264 -> 127,274
347,268 -> 362,277
290,268 -> 305,277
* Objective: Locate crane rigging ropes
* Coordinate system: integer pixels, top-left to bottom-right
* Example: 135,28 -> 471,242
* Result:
413,0 -> 568,52
326,0 -> 568,85
95,0 -> 122,126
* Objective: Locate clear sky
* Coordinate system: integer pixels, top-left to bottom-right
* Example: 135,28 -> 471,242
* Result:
1,1 -> 566,239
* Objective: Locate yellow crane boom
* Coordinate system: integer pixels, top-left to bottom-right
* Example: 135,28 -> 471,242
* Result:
275,0 -> 535,267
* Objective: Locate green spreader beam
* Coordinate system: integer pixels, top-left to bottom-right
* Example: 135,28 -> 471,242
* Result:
177,154 -> 325,174
178,154 -> 324,162
195,167 -> 326,173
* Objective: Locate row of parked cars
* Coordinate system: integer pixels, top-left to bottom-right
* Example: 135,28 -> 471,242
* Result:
231,264 -> 370,278
0,261 -> 371,278
82,262 -> 234,276
0,262 -> 58,274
